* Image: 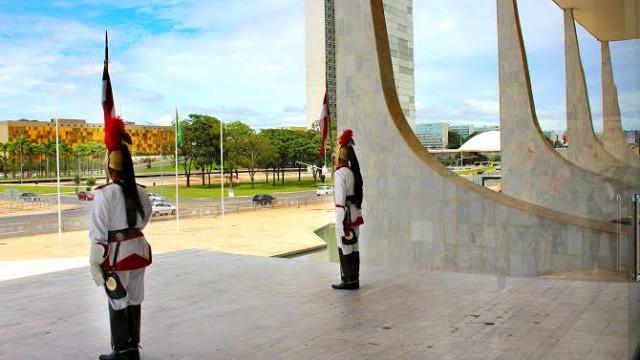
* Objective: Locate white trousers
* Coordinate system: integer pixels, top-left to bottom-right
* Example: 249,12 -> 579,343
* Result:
108,268 -> 145,310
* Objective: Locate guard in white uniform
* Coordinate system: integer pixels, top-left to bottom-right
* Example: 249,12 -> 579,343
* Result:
89,116 -> 152,360
332,129 -> 364,290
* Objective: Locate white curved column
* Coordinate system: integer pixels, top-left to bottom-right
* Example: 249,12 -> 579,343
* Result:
498,0 -> 635,221
601,40 -> 640,167
563,8 -> 639,183
334,0 -> 624,277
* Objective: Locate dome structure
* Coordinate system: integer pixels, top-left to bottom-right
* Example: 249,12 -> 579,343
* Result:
459,130 -> 501,152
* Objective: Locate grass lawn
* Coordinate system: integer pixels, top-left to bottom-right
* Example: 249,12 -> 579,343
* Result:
0,184 -> 79,195
135,163 -> 188,174
149,178 -> 332,200
452,164 -> 497,176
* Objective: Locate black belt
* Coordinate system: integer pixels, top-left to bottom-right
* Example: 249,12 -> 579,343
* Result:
107,228 -> 143,243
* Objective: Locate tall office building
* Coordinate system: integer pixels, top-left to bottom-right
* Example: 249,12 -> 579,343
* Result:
305,0 -> 415,128
449,124 -> 476,139
415,122 -> 448,149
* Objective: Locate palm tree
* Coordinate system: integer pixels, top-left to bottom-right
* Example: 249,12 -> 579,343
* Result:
12,135 -> 28,181
6,142 -> 16,178
42,141 -> 56,177
25,142 -> 37,178
31,143 -> 44,178
60,142 -> 73,176
73,144 -> 86,175
0,142 -> 7,175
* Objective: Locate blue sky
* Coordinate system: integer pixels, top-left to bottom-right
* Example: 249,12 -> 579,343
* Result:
0,0 -> 638,132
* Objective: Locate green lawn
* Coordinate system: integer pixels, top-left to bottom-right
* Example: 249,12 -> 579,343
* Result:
135,163 -> 188,174
0,184 -> 78,195
452,164 -> 497,176
149,178 -> 332,200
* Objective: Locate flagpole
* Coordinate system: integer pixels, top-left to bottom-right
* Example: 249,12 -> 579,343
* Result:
175,110 -> 180,232
55,98 -> 62,247
220,121 -> 224,225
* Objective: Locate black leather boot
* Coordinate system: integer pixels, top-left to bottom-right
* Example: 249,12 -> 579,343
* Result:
127,305 -> 141,360
332,249 -> 358,290
99,305 -> 136,360
352,251 -> 360,287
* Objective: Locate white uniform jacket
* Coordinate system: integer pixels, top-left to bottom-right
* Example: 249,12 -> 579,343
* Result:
333,166 -> 364,255
89,182 -> 153,272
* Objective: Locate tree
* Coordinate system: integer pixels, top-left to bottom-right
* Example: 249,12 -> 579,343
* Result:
41,141 -> 56,177
244,133 -> 269,188
448,130 -> 465,149
86,176 -> 96,191
176,114 -> 219,187
0,142 -> 8,175
12,135 -> 28,179
257,138 -> 277,184
73,174 -> 81,193
224,121 -> 252,185
25,142 -> 36,178
260,128 -> 298,185
187,114 -> 220,187
59,142 -> 73,176
31,143 -> 44,178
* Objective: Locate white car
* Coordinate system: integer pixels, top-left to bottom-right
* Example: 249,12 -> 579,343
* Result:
316,185 -> 333,196
152,202 -> 176,216
148,192 -> 167,203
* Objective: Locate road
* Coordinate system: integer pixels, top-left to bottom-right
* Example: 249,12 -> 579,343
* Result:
0,190 -> 319,225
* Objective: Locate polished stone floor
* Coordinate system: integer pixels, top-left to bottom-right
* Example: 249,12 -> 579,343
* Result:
0,250 -> 636,360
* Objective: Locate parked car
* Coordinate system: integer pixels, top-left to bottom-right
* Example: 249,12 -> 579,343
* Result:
316,185 -> 333,196
152,202 -> 176,216
252,194 -> 275,206
77,191 -> 95,201
19,192 -> 40,202
148,192 -> 167,203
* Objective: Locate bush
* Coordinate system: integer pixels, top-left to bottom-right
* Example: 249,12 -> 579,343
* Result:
86,176 -> 96,190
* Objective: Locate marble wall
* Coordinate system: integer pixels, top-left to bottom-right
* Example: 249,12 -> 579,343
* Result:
335,0 -> 629,277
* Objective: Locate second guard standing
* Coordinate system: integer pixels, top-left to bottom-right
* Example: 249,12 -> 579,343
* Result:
332,129 -> 364,290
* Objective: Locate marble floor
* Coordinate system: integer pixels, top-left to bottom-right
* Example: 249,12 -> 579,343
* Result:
0,250 -> 637,359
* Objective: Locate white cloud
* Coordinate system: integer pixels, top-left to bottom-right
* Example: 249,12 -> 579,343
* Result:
0,0 -> 305,129
462,98 -> 499,117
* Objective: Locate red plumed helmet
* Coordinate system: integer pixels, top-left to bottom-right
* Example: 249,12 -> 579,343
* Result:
105,116 -> 127,151
338,129 -> 354,147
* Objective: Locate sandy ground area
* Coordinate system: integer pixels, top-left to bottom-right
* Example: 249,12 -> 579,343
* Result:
0,202 -> 333,261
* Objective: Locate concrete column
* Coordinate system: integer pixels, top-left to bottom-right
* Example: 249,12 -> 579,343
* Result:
563,9 -> 637,181
601,40 -> 640,167
333,0 -> 622,276
497,0 -> 635,221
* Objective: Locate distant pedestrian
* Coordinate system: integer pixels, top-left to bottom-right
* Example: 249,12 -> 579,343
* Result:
332,129 -> 364,290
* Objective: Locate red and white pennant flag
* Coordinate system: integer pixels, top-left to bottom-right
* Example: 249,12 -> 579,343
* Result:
102,31 -> 116,138
318,91 -> 329,157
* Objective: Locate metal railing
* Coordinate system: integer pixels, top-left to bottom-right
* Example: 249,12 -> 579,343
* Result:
0,195 -> 331,239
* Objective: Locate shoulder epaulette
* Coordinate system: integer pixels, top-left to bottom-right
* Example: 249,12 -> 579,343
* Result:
95,182 -> 116,190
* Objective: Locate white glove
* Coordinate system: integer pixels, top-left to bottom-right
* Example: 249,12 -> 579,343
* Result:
89,243 -> 107,287
90,265 -> 104,286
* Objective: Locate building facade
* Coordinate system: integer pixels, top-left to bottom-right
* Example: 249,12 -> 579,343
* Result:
305,0 -> 415,128
0,119 -> 173,155
624,130 -> 640,144
415,122 -> 448,149
449,124 -> 476,139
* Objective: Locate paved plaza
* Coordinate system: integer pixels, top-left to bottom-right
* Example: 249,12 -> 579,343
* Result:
1,250 -> 636,360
